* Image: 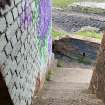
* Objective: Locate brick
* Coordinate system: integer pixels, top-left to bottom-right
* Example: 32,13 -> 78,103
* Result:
20,100 -> 26,105
0,51 -> 7,64
11,60 -> 17,73
5,70 -> 12,86
16,29 -> 21,40
14,0 -> 21,5
17,3 -> 22,15
24,39 -> 29,50
6,11 -> 13,25
11,40 -> 21,58
21,31 -> 27,44
0,34 -> 7,52
14,96 -> 20,105
10,0 -> 15,8
20,45 -> 25,55
11,34 -> 17,47
0,1 -> 52,105
11,86 -> 16,101
16,52 -> 21,64
16,62 -> 22,76
0,17 -> 6,33
2,57 -> 12,76
12,7 -> 18,19
17,17 -> 21,27
5,42 -> 12,55
6,21 -> 18,40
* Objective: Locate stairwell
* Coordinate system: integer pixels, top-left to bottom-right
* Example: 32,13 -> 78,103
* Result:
32,63 -> 104,105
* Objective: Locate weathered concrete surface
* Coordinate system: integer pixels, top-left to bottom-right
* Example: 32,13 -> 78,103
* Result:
32,64 -> 104,105
89,33 -> 105,103
53,37 -> 100,62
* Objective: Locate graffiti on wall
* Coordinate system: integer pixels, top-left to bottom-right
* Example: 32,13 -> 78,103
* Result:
37,0 -> 51,39
20,0 -> 52,66
20,0 -> 32,30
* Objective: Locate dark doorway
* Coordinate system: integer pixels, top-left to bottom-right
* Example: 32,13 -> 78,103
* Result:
0,71 -> 13,105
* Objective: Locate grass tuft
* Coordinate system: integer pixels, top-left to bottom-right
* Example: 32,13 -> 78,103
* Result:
78,56 -> 92,65
76,31 -> 102,39
52,29 -> 67,39
53,0 -> 105,8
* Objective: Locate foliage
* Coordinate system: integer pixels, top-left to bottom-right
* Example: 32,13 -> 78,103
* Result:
53,0 -> 75,8
46,70 -> 52,81
77,56 -> 92,65
53,0 -> 105,8
76,31 -> 102,39
52,29 -> 67,39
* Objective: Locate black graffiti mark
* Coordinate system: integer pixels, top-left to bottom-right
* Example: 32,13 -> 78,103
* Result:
0,0 -> 11,16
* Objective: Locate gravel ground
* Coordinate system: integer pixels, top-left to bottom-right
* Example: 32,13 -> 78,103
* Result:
52,9 -> 105,32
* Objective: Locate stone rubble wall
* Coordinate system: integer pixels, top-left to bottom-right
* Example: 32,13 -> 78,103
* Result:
0,0 -> 52,105
89,33 -> 105,103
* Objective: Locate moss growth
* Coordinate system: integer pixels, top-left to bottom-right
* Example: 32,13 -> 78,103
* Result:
53,0 -> 75,8
78,56 -> 92,65
46,70 -> 53,81
52,28 -> 67,39
76,31 -> 102,39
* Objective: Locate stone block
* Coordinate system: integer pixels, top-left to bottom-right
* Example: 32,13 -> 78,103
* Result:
17,3 -> 22,15
12,7 -> 18,20
11,40 -> 21,58
11,34 -> 17,48
16,29 -> 21,40
0,34 -> 7,52
6,11 -> 13,25
14,0 -> 21,5
6,21 -> 18,40
21,31 -> 27,44
5,42 -> 12,55
0,17 -> 6,33
0,51 -> 7,65
5,70 -> 12,86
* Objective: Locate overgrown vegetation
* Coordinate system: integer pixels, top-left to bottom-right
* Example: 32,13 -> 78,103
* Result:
53,0 -> 105,8
53,0 -> 75,8
52,29 -> 67,39
46,70 -> 52,81
81,7 -> 105,14
77,56 -> 92,65
69,54 -> 92,65
76,31 -> 102,39
52,28 -> 102,40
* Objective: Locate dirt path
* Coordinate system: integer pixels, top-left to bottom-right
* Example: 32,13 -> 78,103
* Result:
32,63 -> 104,105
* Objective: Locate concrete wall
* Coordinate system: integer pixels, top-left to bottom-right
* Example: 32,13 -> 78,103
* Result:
0,0 -> 52,105
89,33 -> 105,103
